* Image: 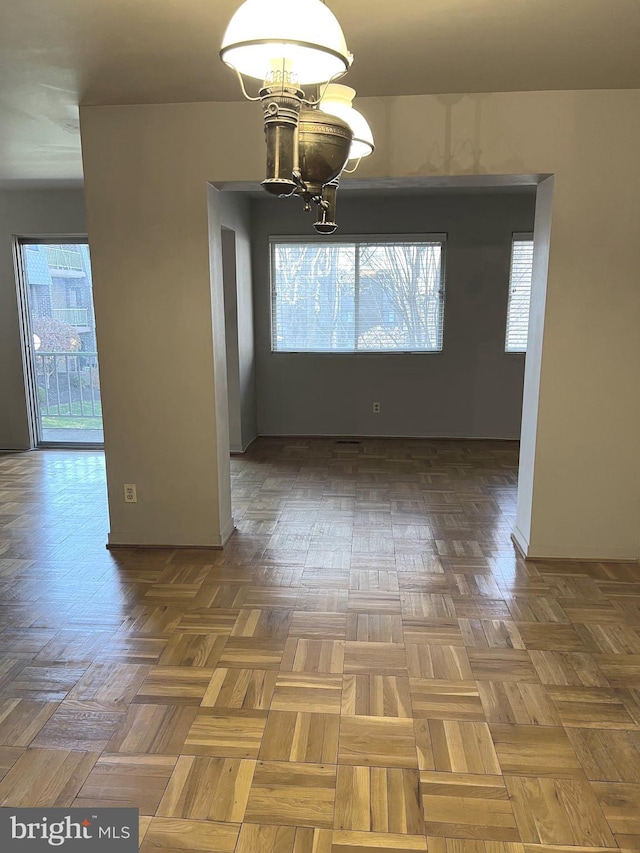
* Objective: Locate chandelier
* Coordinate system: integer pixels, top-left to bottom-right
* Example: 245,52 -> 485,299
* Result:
220,0 -> 374,234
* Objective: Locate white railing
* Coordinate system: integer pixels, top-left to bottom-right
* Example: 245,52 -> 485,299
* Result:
52,308 -> 89,326
33,352 -> 101,419
45,246 -> 84,272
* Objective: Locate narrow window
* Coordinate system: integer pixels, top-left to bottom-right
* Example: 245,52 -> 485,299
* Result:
505,234 -> 534,353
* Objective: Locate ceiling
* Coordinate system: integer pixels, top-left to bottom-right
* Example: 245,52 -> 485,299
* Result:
1,0 -> 639,186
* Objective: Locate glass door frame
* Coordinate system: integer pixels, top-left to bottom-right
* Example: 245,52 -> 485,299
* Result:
13,234 -> 104,449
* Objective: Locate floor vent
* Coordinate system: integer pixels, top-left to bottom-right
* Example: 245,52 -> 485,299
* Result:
336,439 -> 361,445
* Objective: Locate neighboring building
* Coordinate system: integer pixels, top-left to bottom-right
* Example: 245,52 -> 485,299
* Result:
24,243 -> 97,352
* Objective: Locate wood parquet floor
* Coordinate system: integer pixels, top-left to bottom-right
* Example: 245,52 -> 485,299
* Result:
0,436 -> 639,852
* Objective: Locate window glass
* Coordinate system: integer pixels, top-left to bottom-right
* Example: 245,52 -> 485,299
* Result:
271,238 -> 446,353
506,236 -> 534,352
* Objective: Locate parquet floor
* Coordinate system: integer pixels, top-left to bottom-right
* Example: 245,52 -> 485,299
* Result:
0,437 -> 639,853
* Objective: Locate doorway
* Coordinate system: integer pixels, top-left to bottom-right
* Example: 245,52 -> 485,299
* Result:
16,238 -> 104,446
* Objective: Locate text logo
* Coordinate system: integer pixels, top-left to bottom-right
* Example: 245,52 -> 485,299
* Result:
0,809 -> 138,852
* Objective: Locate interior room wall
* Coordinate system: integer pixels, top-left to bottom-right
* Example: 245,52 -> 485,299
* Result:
218,192 -> 257,452
79,90 -> 640,559
0,188 -> 87,450
80,103 -> 250,548
221,227 -> 242,452
514,176 -> 554,551
251,189 -> 535,439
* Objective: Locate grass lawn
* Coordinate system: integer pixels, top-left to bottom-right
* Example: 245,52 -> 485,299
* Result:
41,402 -> 102,430
42,416 -> 103,429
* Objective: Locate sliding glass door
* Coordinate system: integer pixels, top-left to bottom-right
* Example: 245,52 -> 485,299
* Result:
17,239 -> 103,445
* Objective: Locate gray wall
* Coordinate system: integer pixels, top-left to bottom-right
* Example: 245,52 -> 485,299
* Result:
219,192 -> 257,451
0,189 -> 87,450
222,227 -> 242,451
251,189 -> 536,439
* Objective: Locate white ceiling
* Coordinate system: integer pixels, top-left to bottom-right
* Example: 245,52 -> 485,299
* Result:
1,0 -> 639,186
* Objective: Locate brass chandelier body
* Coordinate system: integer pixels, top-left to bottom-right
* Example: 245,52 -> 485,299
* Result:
220,0 -> 374,234
261,81 -> 352,233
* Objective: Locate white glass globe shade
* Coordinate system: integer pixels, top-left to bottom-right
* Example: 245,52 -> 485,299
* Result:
220,0 -> 352,85
319,84 -> 374,159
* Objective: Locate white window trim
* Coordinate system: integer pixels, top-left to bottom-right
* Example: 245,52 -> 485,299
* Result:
269,233 -> 447,355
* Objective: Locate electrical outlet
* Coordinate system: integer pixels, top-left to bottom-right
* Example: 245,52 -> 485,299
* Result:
124,484 -> 137,503
373,402 -> 381,413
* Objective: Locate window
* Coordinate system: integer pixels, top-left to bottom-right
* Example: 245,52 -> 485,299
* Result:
271,236 -> 446,352
505,234 -> 534,352
18,240 -> 102,446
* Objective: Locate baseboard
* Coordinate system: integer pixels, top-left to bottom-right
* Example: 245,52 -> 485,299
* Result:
511,526 -> 639,563
526,547 -> 638,562
106,542 -> 223,550
107,516 -> 236,550
511,525 -> 529,558
220,515 -> 236,546
230,435 -> 258,455
257,432 -> 520,441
